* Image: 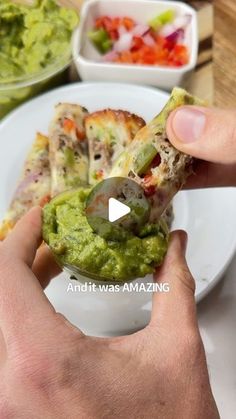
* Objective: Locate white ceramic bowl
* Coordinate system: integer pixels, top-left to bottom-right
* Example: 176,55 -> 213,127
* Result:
73,0 -> 198,90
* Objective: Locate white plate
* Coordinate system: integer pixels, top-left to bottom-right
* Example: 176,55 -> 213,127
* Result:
0,82 -> 236,336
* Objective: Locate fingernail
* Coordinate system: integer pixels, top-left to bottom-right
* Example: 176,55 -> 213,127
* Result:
171,107 -> 206,143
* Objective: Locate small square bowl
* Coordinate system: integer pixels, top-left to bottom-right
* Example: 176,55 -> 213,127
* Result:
72,0 -> 198,90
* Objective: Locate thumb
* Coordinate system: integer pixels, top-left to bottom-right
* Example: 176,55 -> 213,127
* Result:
151,231 -> 197,330
166,106 -> 236,164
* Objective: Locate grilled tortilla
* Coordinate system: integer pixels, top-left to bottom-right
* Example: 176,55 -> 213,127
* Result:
49,103 -> 89,196
110,87 -> 205,222
0,133 -> 51,240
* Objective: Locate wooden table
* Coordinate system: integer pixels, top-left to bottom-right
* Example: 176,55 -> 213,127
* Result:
182,0 -> 236,108
214,0 -> 236,108
183,1 -> 213,104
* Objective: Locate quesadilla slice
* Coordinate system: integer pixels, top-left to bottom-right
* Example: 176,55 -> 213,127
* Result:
49,103 -> 89,196
85,109 -> 145,184
0,133 -> 51,240
110,88 -> 205,222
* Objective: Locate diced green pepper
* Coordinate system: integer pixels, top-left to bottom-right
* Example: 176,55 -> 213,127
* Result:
101,39 -> 113,53
88,29 -> 112,53
88,29 -> 108,44
148,9 -> 175,31
64,147 -> 75,167
133,144 -> 157,175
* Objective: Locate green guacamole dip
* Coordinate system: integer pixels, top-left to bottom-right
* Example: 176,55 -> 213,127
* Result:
0,0 -> 78,82
42,188 -> 169,282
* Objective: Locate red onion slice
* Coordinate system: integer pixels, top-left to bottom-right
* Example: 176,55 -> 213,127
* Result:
166,28 -> 184,43
132,23 -> 150,37
159,23 -> 176,38
113,32 -> 133,52
143,33 -> 155,47
159,14 -> 192,38
173,14 -> 192,29
118,25 -> 127,37
13,172 -> 41,199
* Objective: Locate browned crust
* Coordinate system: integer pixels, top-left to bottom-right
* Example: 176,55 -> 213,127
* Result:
85,109 -> 145,132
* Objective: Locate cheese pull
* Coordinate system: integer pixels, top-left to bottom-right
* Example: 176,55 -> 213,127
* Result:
110,87 -> 205,222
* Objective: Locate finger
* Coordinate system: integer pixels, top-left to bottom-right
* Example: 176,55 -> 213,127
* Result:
166,106 -> 236,164
0,208 -> 55,339
151,231 -> 197,330
4,206 -> 42,267
32,244 -> 61,289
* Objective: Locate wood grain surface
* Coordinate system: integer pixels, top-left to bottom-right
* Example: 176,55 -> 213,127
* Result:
183,1 -> 213,104
214,0 -> 236,108
188,0 -> 236,108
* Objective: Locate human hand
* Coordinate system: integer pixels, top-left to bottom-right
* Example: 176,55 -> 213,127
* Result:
0,208 -> 219,418
166,106 -> 236,188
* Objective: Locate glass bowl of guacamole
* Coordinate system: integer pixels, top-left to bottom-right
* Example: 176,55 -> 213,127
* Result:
0,0 -> 79,119
42,188 -> 169,284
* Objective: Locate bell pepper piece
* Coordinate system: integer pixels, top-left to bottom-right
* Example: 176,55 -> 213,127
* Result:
88,29 -> 112,53
149,10 -> 175,31
133,144 -> 158,175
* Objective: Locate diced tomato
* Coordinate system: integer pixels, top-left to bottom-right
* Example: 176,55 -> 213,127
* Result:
95,17 -> 105,29
168,44 -> 188,66
144,185 -> 156,197
131,50 -> 140,63
174,44 -> 187,54
118,51 -> 134,64
76,128 -> 86,141
150,153 -> 161,168
63,118 -> 76,133
95,16 -> 120,40
113,17 -> 121,29
39,194 -> 51,207
109,29 -> 119,40
95,16 -> 112,31
143,173 -> 152,184
143,50 -> 156,65
104,17 -> 113,32
95,169 -> 104,180
122,17 -> 135,30
131,36 -> 144,52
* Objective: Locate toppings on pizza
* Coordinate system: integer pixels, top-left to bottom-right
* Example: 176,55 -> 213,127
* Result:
85,109 -> 145,184
49,103 -> 89,196
0,133 -> 51,240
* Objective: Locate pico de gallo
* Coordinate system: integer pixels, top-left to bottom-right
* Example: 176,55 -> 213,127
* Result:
88,10 -> 190,67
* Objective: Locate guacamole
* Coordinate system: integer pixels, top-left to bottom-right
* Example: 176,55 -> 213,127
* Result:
42,188 -> 169,282
0,0 -> 78,82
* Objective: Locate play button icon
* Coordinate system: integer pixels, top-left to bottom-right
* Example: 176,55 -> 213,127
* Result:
85,177 -> 150,241
108,198 -> 131,222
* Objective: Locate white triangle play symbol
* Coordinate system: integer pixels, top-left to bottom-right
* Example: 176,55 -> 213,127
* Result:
108,197 -> 131,222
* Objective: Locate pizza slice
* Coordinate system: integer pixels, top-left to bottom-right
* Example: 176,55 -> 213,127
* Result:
110,87 -> 205,222
85,109 -> 145,184
49,103 -> 89,196
0,133 -> 51,240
